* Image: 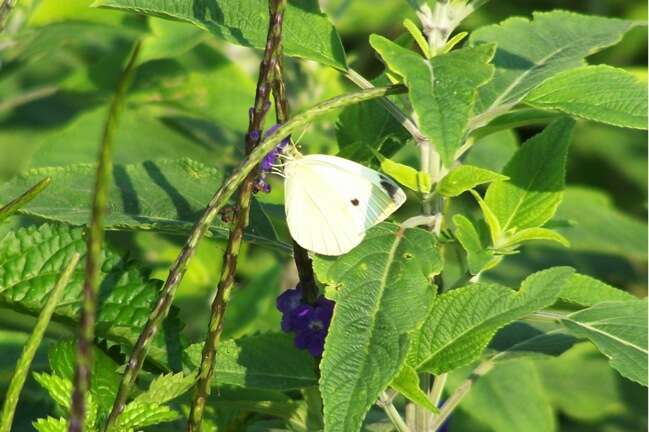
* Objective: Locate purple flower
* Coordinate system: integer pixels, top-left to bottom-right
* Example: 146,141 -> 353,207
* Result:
276,285 -> 335,358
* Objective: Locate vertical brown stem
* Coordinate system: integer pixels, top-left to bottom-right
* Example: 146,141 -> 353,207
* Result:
186,1 -> 287,430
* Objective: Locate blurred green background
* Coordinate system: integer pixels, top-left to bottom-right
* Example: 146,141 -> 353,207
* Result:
0,0 -> 646,431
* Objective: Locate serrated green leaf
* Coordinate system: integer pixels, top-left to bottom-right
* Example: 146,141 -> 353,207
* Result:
0,159 -> 287,250
561,300 -> 648,386
390,364 -> 438,413
438,165 -> 507,197
525,65 -> 648,129
48,339 -> 120,414
114,402 -> 178,430
32,417 -> 67,432
451,361 -> 556,432
32,373 -> 98,429
410,267 -> 574,373
0,223 -> 183,367
370,35 -> 495,165
184,332 -> 317,390
470,10 -> 638,123
317,223 -> 442,432
553,187 -> 648,259
484,118 -> 575,233
502,227 -> 569,249
560,273 -> 637,307
452,214 -> 497,275
133,372 -> 195,405
464,129 -> 519,172
94,0 -> 347,70
488,322 -> 577,362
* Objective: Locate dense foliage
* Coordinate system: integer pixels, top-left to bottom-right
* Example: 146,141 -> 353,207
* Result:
0,1 -> 647,431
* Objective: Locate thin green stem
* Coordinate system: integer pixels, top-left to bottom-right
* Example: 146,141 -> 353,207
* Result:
0,177 -> 51,223
103,83 -> 404,430
430,361 -> 494,432
0,253 -> 80,432
186,1 -> 286,430
68,40 -> 141,432
378,391 -> 411,432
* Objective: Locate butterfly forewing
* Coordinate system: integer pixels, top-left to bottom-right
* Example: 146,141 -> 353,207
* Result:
284,154 -> 406,256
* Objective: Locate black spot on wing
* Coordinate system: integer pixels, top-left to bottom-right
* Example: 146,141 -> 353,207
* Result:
379,178 -> 400,202
351,198 -> 359,206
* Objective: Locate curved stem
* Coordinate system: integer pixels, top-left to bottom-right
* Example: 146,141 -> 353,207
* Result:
186,1 -> 287,430
103,83 -> 405,430
68,40 -> 141,432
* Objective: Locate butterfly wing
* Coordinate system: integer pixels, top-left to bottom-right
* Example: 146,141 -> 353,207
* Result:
284,154 -> 406,256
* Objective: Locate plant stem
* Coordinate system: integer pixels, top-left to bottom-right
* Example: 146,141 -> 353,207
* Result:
0,253 -> 80,432
68,40 -> 141,432
0,177 -> 51,223
379,391 -> 411,432
186,1 -> 286,430
102,81 -> 404,429
429,361 -> 494,432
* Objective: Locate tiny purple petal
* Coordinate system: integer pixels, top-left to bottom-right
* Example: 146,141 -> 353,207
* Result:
264,124 -> 281,139
276,287 -> 303,313
249,130 -> 260,141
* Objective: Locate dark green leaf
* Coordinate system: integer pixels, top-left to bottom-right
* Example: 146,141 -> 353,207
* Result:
560,273 -> 637,307
95,0 -> 348,70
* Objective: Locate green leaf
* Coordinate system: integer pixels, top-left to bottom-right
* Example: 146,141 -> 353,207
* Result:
484,118 -> 575,233
317,223 -> 442,432
184,332 -> 317,390
390,364 -> 438,413
452,214 -> 497,275
94,0 -> 347,70
221,265 -> 282,339
525,65 -> 648,129
561,300 -> 648,386
114,402 -> 179,430
138,17 -> 207,64
502,227 -> 569,249
437,165 -> 507,197
470,10 -> 638,123
335,77 -> 411,164
48,339 -> 120,414
0,223 -> 183,367
560,273 -> 637,307
133,372 -> 195,405
535,343 -> 632,422
488,322 -> 577,362
409,267 -> 574,373
452,361 -> 556,432
553,187 -> 648,260
0,159 -> 288,250
469,189 -> 502,245
403,18 -> 431,58
32,373 -> 98,429
370,35 -> 495,165
33,417 -> 67,432
464,129 -> 518,172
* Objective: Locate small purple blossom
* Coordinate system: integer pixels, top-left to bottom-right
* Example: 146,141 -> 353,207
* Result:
276,285 -> 334,357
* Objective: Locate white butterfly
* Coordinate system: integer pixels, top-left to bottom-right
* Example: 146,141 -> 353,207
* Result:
283,154 -> 406,256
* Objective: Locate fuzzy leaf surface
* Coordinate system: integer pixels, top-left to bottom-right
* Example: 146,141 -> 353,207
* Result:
316,223 -> 442,432
410,267 -> 574,373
